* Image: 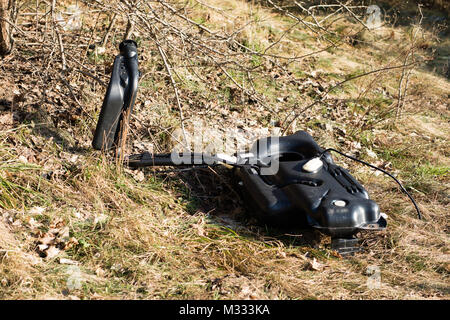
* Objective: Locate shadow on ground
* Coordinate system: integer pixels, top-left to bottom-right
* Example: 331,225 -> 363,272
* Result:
160,166 -> 327,249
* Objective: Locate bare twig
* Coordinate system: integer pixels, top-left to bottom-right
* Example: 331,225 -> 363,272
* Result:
51,0 -> 66,71
154,34 -> 189,150
101,12 -> 117,47
395,4 -> 423,120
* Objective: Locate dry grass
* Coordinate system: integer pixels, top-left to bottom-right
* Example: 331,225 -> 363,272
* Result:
0,0 -> 448,299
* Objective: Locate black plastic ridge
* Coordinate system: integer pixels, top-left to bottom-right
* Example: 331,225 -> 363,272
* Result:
92,40 -> 139,151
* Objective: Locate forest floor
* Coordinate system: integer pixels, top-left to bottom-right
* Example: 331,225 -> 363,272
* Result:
0,0 -> 448,299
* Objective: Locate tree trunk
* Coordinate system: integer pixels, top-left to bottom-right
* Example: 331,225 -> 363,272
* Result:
0,0 -> 14,55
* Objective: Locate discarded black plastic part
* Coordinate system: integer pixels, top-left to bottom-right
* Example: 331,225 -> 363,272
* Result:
92,40 -> 139,150
127,131 -> 386,242
233,131 -> 386,239
320,148 -> 422,220
91,42 -> 387,253
125,131 -> 385,243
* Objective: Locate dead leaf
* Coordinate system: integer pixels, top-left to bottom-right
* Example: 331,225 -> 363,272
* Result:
191,217 -> 207,237
95,267 -> 105,277
305,258 -> 325,271
37,244 -> 49,252
366,148 -> 377,159
39,233 -> 56,245
238,284 -> 259,300
24,216 -> 41,229
49,218 -> 65,229
69,155 -> 79,163
48,228 -> 61,235
444,263 -> 450,273
18,155 -> 28,164
29,206 -> 46,215
330,251 -> 343,259
59,226 -> 70,240
12,219 -> 22,227
59,258 -> 78,265
94,214 -> 109,225
45,246 -> 60,259
0,112 -> 13,125
63,237 -> 79,250
133,170 -> 145,182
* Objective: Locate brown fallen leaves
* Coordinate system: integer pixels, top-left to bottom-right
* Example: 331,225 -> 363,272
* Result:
0,111 -> 13,126
207,275 -> 262,299
190,216 -> 207,237
35,217 -> 78,259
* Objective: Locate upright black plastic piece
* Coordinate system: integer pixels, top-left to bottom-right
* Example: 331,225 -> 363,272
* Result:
92,40 -> 139,150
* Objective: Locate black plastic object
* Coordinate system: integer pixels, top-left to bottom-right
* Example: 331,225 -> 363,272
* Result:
92,41 -> 386,254
233,131 -> 386,240
92,40 -> 139,150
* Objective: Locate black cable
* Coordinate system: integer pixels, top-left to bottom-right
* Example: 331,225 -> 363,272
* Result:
319,148 -> 422,220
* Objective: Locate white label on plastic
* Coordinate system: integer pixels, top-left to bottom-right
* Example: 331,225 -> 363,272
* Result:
333,200 -> 346,207
302,157 -> 323,173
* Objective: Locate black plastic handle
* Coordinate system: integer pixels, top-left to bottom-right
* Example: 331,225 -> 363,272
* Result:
92,40 -> 139,150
